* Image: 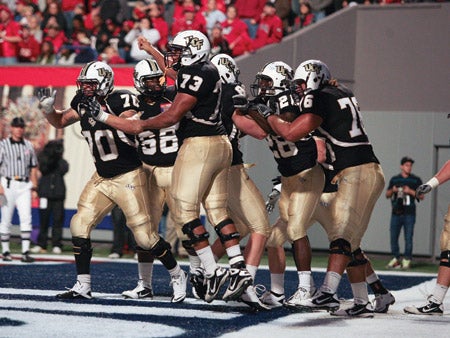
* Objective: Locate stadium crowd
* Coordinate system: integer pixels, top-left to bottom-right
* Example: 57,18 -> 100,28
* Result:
0,0 -> 440,65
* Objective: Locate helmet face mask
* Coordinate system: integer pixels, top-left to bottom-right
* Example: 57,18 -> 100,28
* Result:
165,30 -> 210,70
134,59 -> 166,98
250,61 -> 293,97
293,59 -> 331,94
77,61 -> 114,97
210,53 -> 240,84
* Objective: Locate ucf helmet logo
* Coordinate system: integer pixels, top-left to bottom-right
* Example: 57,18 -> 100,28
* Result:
185,35 -> 204,50
218,57 -> 235,73
276,65 -> 288,76
302,63 -> 322,74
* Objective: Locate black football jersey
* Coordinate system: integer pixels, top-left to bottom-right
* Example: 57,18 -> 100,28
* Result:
221,83 -> 243,166
71,90 -> 142,178
299,84 -> 379,171
137,87 -> 180,167
176,61 -> 226,139
249,94 -> 317,177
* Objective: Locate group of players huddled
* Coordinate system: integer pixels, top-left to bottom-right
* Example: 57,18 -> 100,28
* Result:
36,29 -> 448,317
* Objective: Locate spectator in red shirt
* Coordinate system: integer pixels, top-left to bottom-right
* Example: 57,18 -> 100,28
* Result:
0,5 -> 22,64
98,45 -> 125,64
171,5 -> 206,36
17,24 -> 40,62
295,0 -> 314,30
221,4 -> 252,57
234,0 -> 267,39
173,0 -> 204,29
251,1 -> 283,51
43,20 -> 67,53
148,2 -> 169,52
209,23 -> 231,58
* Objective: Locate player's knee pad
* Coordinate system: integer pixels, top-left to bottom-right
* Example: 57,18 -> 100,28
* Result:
182,218 -> 209,245
348,248 -> 368,267
149,238 -> 171,258
440,250 -> 450,268
329,238 -> 352,257
72,237 -> 92,255
181,240 -> 197,256
214,218 -> 240,244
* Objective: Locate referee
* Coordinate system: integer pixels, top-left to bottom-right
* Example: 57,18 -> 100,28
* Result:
0,117 -> 39,262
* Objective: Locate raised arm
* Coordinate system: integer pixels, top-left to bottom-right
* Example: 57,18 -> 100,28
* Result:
138,36 -> 177,81
38,88 -> 80,128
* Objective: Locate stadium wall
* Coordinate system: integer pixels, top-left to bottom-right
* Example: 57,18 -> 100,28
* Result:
235,3 -> 450,257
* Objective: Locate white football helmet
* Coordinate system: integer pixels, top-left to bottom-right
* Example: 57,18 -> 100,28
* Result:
165,30 -> 210,70
133,58 -> 166,97
77,61 -> 114,97
210,53 -> 240,84
250,61 -> 293,97
293,59 -> 331,93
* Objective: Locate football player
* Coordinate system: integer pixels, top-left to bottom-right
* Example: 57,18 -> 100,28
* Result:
119,58 -> 188,302
404,159 -> 450,315
233,61 -> 325,307
84,31 -> 253,303
264,60 -> 385,317
210,53 -> 272,310
264,161 -> 396,314
37,61 -> 187,302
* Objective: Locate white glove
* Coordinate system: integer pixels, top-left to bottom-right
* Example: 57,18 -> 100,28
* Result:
265,188 -> 280,214
38,88 -> 57,114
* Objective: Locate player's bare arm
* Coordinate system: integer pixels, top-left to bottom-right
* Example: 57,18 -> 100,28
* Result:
232,111 -> 268,140
45,108 -> 80,129
267,113 -> 322,142
100,92 -> 196,135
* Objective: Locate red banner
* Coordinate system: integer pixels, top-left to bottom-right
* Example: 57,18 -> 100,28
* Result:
0,66 -> 135,87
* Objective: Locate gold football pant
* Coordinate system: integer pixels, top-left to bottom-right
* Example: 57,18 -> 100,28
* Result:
170,135 -> 232,228
70,167 -> 160,250
227,164 -> 271,238
278,164 -> 325,242
440,204 -> 450,252
330,162 -> 385,250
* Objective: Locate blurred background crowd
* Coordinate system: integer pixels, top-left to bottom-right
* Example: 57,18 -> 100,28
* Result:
1,0 -> 443,66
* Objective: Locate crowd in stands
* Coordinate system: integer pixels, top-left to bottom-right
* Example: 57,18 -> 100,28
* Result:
0,0 -> 445,65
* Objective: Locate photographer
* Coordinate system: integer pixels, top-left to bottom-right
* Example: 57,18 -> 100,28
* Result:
385,157 -> 423,269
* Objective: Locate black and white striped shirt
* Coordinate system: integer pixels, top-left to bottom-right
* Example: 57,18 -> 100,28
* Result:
0,138 -> 38,179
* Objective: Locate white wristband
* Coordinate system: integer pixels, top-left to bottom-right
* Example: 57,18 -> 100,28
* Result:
97,110 -> 110,123
426,177 -> 440,189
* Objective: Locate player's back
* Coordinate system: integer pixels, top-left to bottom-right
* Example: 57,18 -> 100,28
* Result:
313,84 -> 379,171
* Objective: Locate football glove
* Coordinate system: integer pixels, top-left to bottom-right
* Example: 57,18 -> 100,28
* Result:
232,84 -> 249,112
415,184 -> 432,201
37,88 -> 56,114
81,97 -> 110,123
251,103 -> 274,119
265,188 -> 280,214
